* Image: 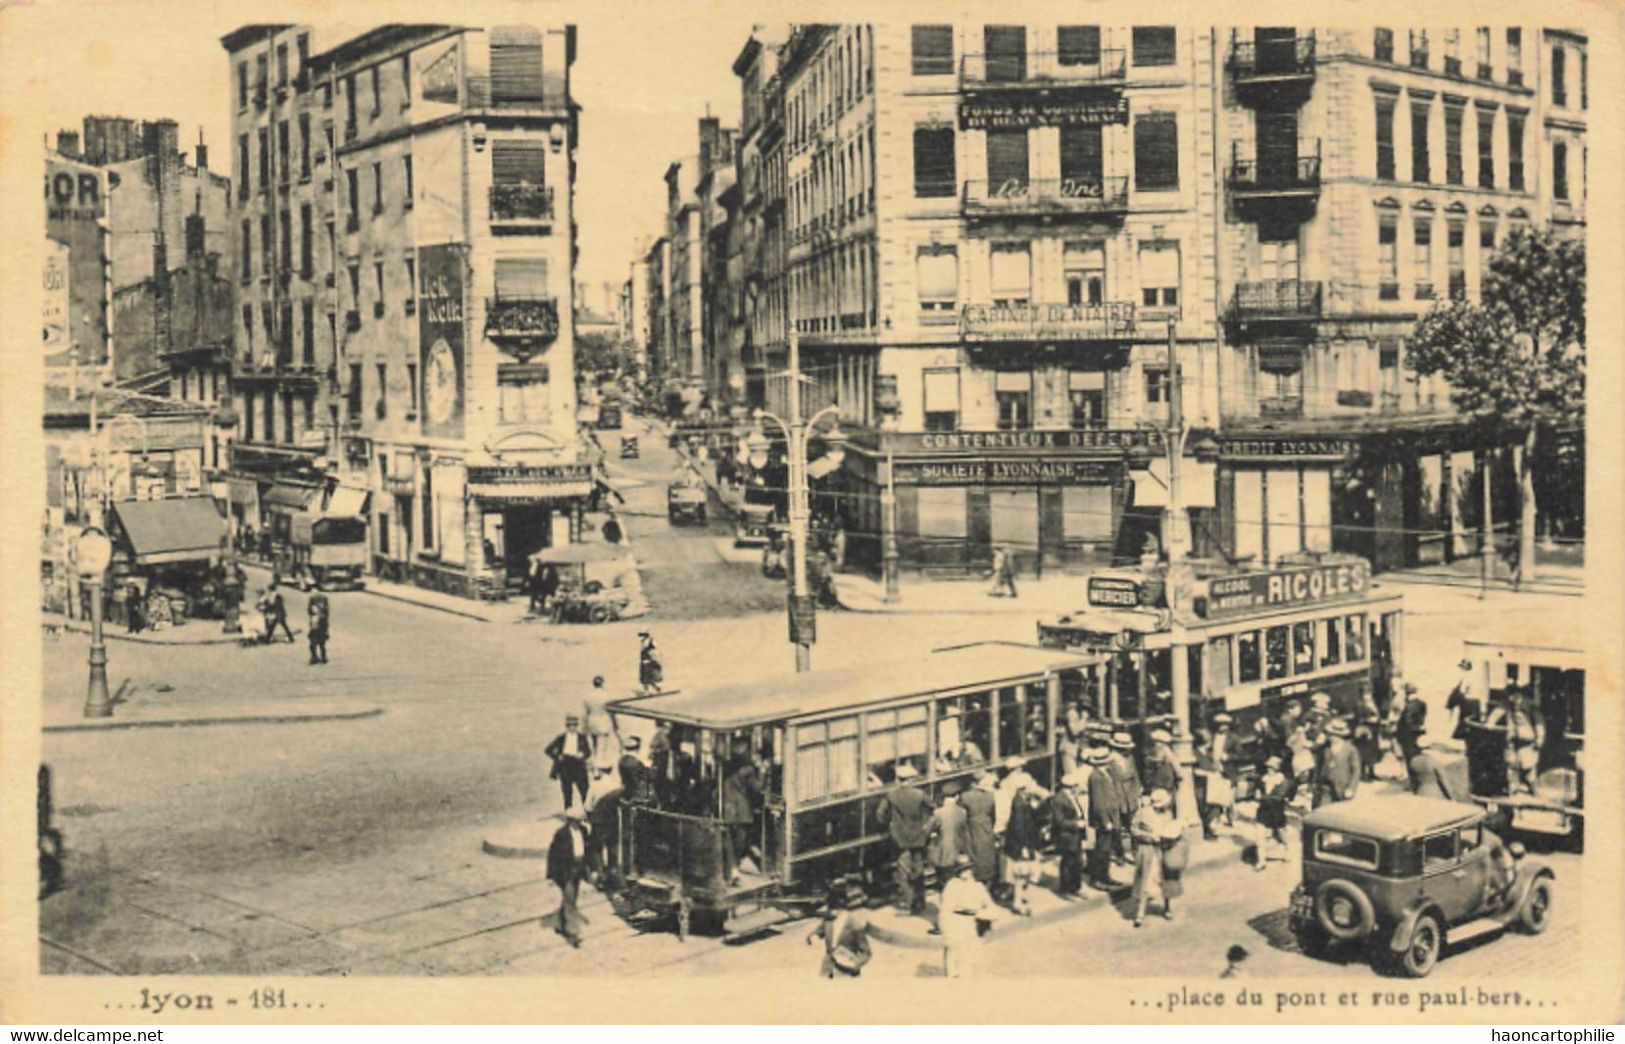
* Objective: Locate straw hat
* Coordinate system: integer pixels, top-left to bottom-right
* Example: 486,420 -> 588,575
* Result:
1086,747 -> 1112,766
1323,718 -> 1352,738
1149,788 -> 1173,809
1149,728 -> 1173,745
1004,754 -> 1026,771
895,762 -> 919,781
1109,732 -> 1134,750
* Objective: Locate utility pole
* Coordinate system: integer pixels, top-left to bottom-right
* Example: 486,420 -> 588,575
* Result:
786,276 -> 811,672
1162,314 -> 1199,828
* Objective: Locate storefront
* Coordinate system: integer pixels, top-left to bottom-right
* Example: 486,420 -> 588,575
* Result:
105,496 -> 231,626
466,463 -> 592,598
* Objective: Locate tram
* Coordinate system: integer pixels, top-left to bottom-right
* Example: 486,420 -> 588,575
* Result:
1036,553 -> 1403,743
603,642 -> 1100,938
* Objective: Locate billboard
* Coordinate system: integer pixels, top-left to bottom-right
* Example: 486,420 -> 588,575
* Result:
43,239 -> 70,355
418,244 -> 466,440
44,156 -> 108,369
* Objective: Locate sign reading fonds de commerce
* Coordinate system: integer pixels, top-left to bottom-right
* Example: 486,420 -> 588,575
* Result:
960,88 -> 1128,130
1202,559 -> 1371,620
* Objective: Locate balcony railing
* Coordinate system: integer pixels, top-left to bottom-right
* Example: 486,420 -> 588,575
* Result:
464,75 -> 570,113
1228,34 -> 1317,81
485,295 -> 561,341
489,182 -> 555,226
1230,279 -> 1324,321
962,176 -> 1129,218
959,48 -> 1127,88
1259,395 -> 1304,419
1227,147 -> 1322,195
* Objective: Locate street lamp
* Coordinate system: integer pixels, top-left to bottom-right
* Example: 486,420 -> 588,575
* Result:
73,526 -> 114,718
748,404 -> 844,672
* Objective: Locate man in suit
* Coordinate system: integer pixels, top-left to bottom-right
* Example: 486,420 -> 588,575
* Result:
545,715 -> 592,811
306,591 -> 330,665
1317,718 -> 1361,806
877,763 -> 934,915
1085,746 -> 1124,890
1395,680 -> 1429,771
545,809 -> 596,948
1143,728 -> 1180,813
1050,770 -> 1089,897
721,747 -> 762,883
926,783 -> 967,906
958,772 -> 999,890
1108,732 -> 1141,865
617,735 -> 652,804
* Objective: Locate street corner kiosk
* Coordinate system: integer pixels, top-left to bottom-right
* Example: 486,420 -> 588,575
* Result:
1037,553 -> 1402,737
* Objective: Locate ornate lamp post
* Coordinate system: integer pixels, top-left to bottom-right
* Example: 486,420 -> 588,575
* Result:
74,526 -> 114,718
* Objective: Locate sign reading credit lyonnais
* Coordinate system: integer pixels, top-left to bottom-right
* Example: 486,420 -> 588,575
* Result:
959,88 -> 1128,130
1202,559 -> 1371,620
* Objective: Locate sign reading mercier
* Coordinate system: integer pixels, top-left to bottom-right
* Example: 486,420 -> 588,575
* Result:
1202,560 -> 1371,619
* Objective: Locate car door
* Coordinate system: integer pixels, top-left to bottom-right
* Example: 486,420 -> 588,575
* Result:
1419,828 -> 1474,923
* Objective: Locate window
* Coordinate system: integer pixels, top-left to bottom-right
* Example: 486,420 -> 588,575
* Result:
1132,27 -> 1175,66
1551,46 -> 1566,106
1476,28 -> 1492,78
1375,94 -> 1396,180
1058,25 -> 1101,66
1379,338 -> 1401,397
239,220 -> 252,280
403,154 -> 414,209
916,247 -> 958,316
373,261 -> 385,309
1448,223 -> 1466,299
1345,613 -> 1367,660
1373,28 -> 1394,62
1059,125 -> 1104,189
1320,617 -> 1342,667
1445,104 -> 1463,184
994,370 -> 1032,430
1478,107 -> 1496,187
985,128 -> 1029,190
935,692 -> 990,770
1507,111 -> 1526,190
1581,52 -> 1587,109
795,718 -> 860,805
297,33 -> 309,78
494,257 -> 549,300
1553,141 -> 1569,200
1138,241 -> 1180,308
237,133 -> 250,199
299,204 -> 313,275
1378,217 -> 1398,299
346,168 -> 360,229
1133,115 -> 1178,191
1480,218 -> 1498,283
298,114 -> 311,179
260,215 -> 272,271
1506,29 -> 1523,84
346,261 -> 360,304
276,43 -> 289,85
1409,28 -> 1429,69
498,365 -> 550,423
1144,366 -> 1169,405
1314,830 -> 1380,870
407,362 -> 419,415
990,242 -> 1031,306
278,211 -> 291,270
405,257 -> 417,312
301,300 -> 315,365
372,161 -> 383,214
241,304 -> 253,343
237,61 -> 250,108
1064,241 -> 1105,306
278,120 -> 290,183
1067,369 -> 1105,428
866,706 -> 929,782
345,74 -> 358,132
912,125 -> 956,197
369,65 -> 381,116
1292,621 -> 1317,674
1413,218 -> 1433,298
400,54 -> 411,107
348,363 -> 363,417
1265,624 -> 1290,680
257,128 -> 269,190
1410,96 -> 1431,182
982,25 -> 1026,83
923,368 -> 960,431
1237,630 -> 1261,683
1423,831 -> 1459,870
911,25 -> 953,75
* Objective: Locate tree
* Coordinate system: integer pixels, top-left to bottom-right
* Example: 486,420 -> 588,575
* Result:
1407,225 -> 1585,582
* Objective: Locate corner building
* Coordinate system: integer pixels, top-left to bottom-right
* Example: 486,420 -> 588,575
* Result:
223,23 -> 585,599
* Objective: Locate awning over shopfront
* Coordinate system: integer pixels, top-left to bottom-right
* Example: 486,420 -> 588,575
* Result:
262,482 -> 321,513
467,463 -> 592,502
112,497 -> 226,565
227,477 -> 260,507
325,485 -> 371,517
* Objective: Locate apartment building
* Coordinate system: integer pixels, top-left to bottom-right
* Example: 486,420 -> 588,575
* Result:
222,22 -> 585,599
664,157 -> 703,381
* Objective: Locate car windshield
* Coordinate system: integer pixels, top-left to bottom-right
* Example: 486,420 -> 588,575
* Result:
1312,829 -> 1380,870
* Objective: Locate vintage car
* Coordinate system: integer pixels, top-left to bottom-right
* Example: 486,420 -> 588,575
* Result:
597,404 -> 623,430
735,503 -> 776,548
620,436 -> 640,460
1287,794 -> 1554,977
667,480 -> 708,524
531,544 -> 647,624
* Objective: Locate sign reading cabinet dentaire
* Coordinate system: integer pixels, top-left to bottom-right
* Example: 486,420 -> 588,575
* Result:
418,244 -> 465,440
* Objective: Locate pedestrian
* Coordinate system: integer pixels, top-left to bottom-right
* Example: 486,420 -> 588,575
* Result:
638,630 -> 663,692
994,755 -> 1049,837
586,782 -> 623,885
126,582 -> 146,634
1395,680 -> 1428,774
584,679 -> 618,777
938,861 -> 1000,979
1255,756 -> 1294,869
649,719 -> 675,809
805,880 -> 872,979
617,736 -> 652,804
830,523 -> 847,573
926,783 -> 968,917
545,808 -> 595,948
1143,728 -> 1180,813
1316,718 -> 1361,806
1002,783 -> 1043,917
720,743 -> 762,884
1447,657 -> 1485,740
1050,770 -> 1089,898
1085,746 -> 1124,890
601,511 -> 623,546
1108,732 -> 1141,866
877,763 -> 933,916
959,771 -> 999,889
1353,692 -> 1384,781
545,714 -> 592,811
267,585 -> 294,643
1485,686 -> 1544,793
306,591 -> 330,665
1130,788 -> 1184,927
987,545 -> 1018,598
1207,713 -> 1237,829
253,587 -> 273,644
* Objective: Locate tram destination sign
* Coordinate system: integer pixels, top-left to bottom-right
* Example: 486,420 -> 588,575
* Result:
1086,575 -> 1142,608
1201,559 -> 1371,620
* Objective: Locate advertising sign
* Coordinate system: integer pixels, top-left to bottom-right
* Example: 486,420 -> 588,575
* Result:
883,429 -> 1164,455
43,239 -> 69,355
420,44 -> 460,104
894,458 -> 1117,486
1218,437 -> 1354,461
418,245 -> 465,440
959,88 -> 1128,130
1201,558 -> 1372,620
44,157 -> 107,369
961,301 -> 1138,341
1087,575 -> 1142,608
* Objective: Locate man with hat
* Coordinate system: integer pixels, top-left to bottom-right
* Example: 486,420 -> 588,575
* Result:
806,880 -> 872,979
1108,732 -> 1141,865
1395,680 -> 1428,774
994,754 -> 1048,836
545,808 -> 595,948
926,781 -> 968,916
959,772 -> 999,889
1085,746 -> 1124,890
1316,718 -> 1361,807
877,762 -> 934,915
1049,769 -> 1089,897
637,630 -> 663,692
1447,657 -> 1485,741
545,714 -> 593,812
1143,728 -> 1180,813
617,735 -> 652,804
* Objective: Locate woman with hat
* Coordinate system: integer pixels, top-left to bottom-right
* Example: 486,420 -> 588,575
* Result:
637,630 -> 663,692
806,880 -> 872,979
938,861 -> 1000,978
1255,755 -> 1294,869
1447,657 -> 1485,740
1129,788 -> 1184,927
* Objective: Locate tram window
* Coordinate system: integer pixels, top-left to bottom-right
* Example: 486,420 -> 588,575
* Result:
1292,622 -> 1317,675
1265,626 -> 1290,680
1321,617 -> 1342,667
866,710 -> 901,784
1346,613 -> 1367,661
797,723 -> 831,803
998,687 -> 1028,758
1206,636 -> 1233,692
936,693 -> 991,770
1238,631 -> 1262,683
1147,650 -> 1172,701
1187,645 -> 1205,699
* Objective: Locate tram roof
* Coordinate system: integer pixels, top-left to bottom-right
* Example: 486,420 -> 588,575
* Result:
607,643 -> 1096,730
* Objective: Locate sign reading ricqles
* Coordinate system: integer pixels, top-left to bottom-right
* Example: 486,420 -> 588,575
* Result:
1201,559 -> 1371,620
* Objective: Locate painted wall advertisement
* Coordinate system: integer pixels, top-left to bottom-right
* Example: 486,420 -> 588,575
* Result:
43,240 -> 70,355
45,157 -> 108,370
418,244 -> 466,440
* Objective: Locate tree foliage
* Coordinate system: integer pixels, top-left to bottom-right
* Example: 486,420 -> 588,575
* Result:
1407,225 -> 1585,435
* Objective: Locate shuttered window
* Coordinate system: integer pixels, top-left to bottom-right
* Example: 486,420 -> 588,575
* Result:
494,258 -> 548,299
492,141 -> 546,185
913,125 -> 956,197
1132,27 -> 1176,66
911,25 -> 954,75
490,26 -> 544,104
1060,125 -> 1103,185
1134,115 -> 1179,191
986,129 -> 1029,187
1057,26 -> 1101,66
983,25 -> 1026,82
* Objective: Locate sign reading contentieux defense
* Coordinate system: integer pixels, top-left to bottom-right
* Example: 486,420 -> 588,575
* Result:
418,245 -> 465,440
959,87 -> 1128,130
1201,559 -> 1371,620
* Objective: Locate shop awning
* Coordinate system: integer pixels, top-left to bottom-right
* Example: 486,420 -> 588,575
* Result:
227,477 -> 261,506
263,483 -> 320,512
325,485 -> 371,517
112,497 -> 226,565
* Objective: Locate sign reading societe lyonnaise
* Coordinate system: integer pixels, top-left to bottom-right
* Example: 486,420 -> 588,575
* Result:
1201,559 -> 1371,620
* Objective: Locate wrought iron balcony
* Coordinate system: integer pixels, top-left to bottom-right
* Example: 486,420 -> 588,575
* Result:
962,176 -> 1129,219
485,295 -> 560,347
1228,33 -> 1317,86
1229,280 -> 1324,323
1227,143 -> 1322,222
1259,395 -> 1304,419
959,48 -> 1126,89
489,182 -> 555,228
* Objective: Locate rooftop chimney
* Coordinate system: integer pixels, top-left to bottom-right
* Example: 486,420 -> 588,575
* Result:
56,130 -> 80,157
194,127 -> 208,171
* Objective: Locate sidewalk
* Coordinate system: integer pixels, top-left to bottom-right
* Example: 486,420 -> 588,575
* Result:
44,694 -> 383,733
42,610 -> 251,646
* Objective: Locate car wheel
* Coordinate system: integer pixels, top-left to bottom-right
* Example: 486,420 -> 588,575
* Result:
1314,878 -> 1375,941
1397,913 -> 1442,978
1293,923 -> 1333,960
1517,877 -> 1553,935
